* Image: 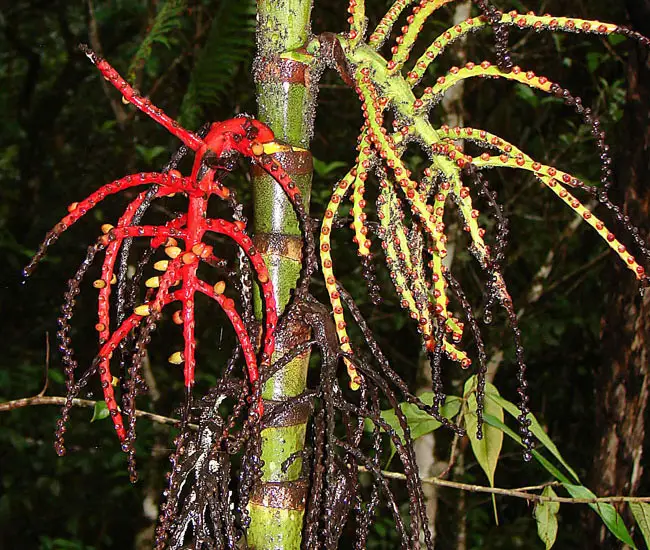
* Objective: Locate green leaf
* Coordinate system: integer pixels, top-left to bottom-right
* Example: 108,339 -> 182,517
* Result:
312,158 -> 348,178
366,394 -> 462,442
127,0 -> 187,82
463,377 -> 503,488
179,0 -> 257,127
90,401 -> 109,423
365,394 -> 461,465
607,34 -> 626,46
135,144 -> 167,165
483,412 -> 569,483
534,486 -> 560,549
586,52 -> 603,74
481,413 -> 636,548
630,502 -> 650,548
515,83 -> 540,108
563,484 -> 636,549
486,392 -> 579,483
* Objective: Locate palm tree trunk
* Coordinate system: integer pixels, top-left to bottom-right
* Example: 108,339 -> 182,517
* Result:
247,1 -> 316,547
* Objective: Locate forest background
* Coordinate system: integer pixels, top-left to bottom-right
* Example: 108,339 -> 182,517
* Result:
1,0 -> 649,548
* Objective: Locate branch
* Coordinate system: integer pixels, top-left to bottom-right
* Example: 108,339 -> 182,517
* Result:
358,466 -> 650,505
0,395 -> 193,430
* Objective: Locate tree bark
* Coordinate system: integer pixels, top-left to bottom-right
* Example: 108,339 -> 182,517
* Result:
588,2 -> 650,546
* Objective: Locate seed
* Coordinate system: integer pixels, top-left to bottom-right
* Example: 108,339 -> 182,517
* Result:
165,246 -> 182,259
168,351 -> 184,365
134,304 -> 151,316
154,260 -> 169,271
213,281 -> 226,295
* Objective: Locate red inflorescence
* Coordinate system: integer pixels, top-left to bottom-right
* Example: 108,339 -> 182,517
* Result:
26,45 -> 303,447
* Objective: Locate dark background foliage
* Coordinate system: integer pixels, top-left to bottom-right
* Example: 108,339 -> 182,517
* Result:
1,1 -> 648,548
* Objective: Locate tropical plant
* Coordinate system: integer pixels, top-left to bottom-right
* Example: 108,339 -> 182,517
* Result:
11,0 -> 650,548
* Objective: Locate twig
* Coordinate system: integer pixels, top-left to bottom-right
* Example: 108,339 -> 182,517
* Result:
37,331 -> 50,398
359,466 -> 650,505
0,395 -> 195,430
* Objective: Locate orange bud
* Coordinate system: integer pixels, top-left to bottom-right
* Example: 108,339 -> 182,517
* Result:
182,252 -> 196,264
251,141 -> 264,156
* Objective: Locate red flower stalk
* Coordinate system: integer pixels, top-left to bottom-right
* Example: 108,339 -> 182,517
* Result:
25,45 -> 307,451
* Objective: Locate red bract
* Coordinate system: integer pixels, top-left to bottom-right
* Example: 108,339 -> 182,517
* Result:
25,45 -> 305,452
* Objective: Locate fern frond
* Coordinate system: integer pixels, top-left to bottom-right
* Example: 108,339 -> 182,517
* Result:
127,0 -> 187,83
179,0 -> 256,128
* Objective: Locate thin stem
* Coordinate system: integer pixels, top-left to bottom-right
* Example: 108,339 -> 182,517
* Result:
358,467 -> 650,504
0,395 -> 194,429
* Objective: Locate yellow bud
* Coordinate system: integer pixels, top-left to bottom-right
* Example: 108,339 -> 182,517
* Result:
101,224 -> 114,234
110,274 -> 117,284
168,351 -> 184,365
145,276 -> 160,288
121,95 -> 130,105
164,237 -> 178,247
134,304 -> 151,316
165,246 -> 182,259
349,376 -> 362,391
67,202 -> 79,213
213,281 -> 226,295
172,310 -> 183,325
111,376 -> 119,387
154,260 -> 169,271
93,279 -> 106,289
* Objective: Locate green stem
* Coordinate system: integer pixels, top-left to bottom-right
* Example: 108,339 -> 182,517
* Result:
248,1 -> 316,548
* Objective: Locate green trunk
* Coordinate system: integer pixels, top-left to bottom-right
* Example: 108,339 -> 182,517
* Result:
248,1 -> 315,548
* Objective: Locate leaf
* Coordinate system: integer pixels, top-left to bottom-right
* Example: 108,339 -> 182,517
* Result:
630,502 -> 650,548
90,401 -> 109,423
481,413 -> 637,548
486,392 -> 579,483
364,394 -> 461,465
127,0 -> 187,82
563,484 -> 636,549
135,144 -> 167,165
463,377 -> 503,488
366,394 -> 462,442
515,83 -> 540,108
534,486 -> 560,549
312,158 -> 348,178
179,0 -> 257,128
